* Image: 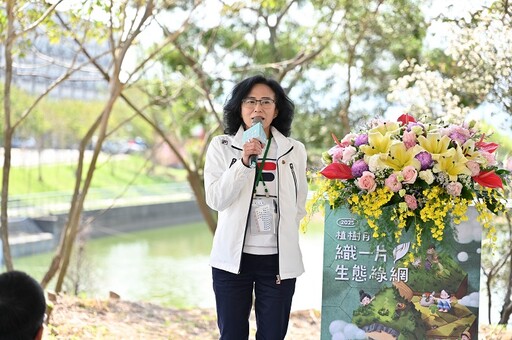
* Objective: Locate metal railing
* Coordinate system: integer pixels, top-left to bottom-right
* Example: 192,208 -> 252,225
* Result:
6,183 -> 194,218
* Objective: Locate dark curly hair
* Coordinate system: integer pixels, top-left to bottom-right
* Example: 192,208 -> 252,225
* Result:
223,75 -> 295,137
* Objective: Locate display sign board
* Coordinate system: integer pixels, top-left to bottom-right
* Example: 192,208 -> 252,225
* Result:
321,205 -> 481,340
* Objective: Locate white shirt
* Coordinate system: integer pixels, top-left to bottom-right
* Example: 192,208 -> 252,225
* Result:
243,139 -> 278,254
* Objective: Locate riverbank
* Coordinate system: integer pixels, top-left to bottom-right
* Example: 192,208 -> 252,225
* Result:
45,294 -> 321,339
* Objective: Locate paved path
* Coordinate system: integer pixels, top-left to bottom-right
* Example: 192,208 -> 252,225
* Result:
0,148 -> 109,167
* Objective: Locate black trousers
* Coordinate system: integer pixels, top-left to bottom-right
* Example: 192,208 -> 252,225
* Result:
212,253 -> 296,340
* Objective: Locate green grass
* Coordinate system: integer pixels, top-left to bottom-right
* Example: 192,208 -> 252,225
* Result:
7,154 -> 188,195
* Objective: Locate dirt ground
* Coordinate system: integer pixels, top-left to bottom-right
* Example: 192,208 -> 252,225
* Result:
44,294 -> 321,340
44,294 -> 512,340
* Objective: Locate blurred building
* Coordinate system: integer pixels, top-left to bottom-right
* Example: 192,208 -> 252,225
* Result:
0,16 -> 110,100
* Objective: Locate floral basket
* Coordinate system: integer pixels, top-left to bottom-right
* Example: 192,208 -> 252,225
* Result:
310,114 -> 509,249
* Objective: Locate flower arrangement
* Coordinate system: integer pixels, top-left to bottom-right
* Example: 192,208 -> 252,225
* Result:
312,114 -> 509,248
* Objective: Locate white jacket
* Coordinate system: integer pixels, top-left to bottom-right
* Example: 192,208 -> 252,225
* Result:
204,126 -> 308,280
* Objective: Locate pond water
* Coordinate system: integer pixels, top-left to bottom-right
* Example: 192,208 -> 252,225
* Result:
14,218 -> 324,311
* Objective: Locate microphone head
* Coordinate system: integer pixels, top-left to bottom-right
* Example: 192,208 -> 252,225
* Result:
243,116 -> 267,144
252,116 -> 263,125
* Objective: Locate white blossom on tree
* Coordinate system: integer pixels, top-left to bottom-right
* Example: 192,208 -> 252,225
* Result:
388,59 -> 470,122
387,1 -> 512,127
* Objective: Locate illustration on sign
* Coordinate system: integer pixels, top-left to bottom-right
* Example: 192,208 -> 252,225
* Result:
321,206 -> 481,340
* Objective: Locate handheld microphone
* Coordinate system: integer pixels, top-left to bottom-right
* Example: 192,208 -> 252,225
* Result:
242,117 -> 267,168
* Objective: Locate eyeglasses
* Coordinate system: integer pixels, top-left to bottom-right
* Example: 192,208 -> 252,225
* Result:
242,98 -> 275,109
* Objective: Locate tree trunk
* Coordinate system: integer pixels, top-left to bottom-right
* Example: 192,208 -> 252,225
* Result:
499,213 -> 512,324
486,270 -> 494,324
1,132 -> 14,271
499,289 -> 512,324
54,92 -> 119,292
41,115 -> 104,288
54,196 -> 84,291
40,0 -> 154,289
1,0 -> 17,271
2,0 -> 66,271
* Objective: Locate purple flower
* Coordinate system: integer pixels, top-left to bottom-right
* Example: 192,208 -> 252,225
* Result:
416,151 -> 433,170
445,125 -> 471,144
354,134 -> 369,147
406,122 -> 423,132
351,159 -> 369,178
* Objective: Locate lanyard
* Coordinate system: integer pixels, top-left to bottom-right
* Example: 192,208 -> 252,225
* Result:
254,136 -> 272,197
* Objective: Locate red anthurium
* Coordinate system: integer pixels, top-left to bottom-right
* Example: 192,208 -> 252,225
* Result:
397,113 -> 416,125
320,163 -> 354,180
473,170 -> 503,189
476,134 -> 499,153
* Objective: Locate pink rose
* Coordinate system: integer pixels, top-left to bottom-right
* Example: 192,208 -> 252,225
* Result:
446,181 -> 463,196
466,160 -> 480,176
340,133 -> 357,147
342,146 -> 357,163
402,131 -> 417,149
401,165 -> 418,184
481,151 -> 497,166
505,158 -> 512,171
385,173 -> 402,192
404,194 -> 418,210
357,171 -> 377,192
328,145 -> 344,163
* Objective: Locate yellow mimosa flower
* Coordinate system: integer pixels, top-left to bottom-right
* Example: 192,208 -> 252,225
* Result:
434,146 -> 472,181
381,143 -> 422,171
417,133 -> 451,160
